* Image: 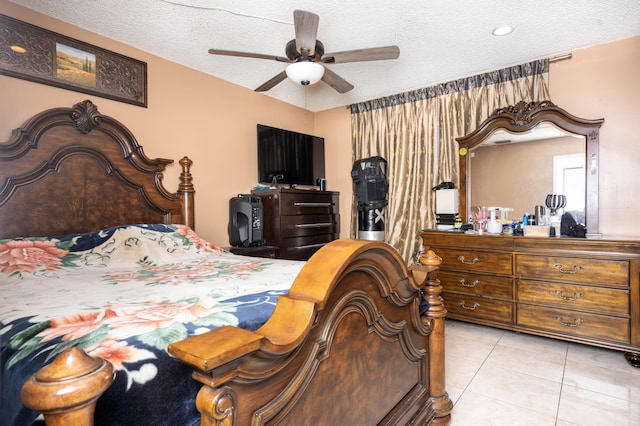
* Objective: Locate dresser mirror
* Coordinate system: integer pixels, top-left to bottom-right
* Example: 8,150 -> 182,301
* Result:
456,100 -> 604,234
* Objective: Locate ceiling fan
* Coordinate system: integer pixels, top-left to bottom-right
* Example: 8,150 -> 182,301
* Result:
208,10 -> 400,93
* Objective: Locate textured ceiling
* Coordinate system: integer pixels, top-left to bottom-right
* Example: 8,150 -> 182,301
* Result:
8,0 -> 640,112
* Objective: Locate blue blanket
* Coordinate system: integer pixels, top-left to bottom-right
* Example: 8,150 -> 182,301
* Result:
1,224 -> 304,425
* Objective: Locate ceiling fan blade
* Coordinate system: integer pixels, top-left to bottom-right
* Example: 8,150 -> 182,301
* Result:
322,45 -> 400,64
294,10 -> 319,56
321,67 -> 354,93
208,48 -> 292,63
255,71 -> 288,92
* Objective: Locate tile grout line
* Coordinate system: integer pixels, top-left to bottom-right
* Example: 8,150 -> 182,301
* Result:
554,342 -> 570,425
452,327 -> 505,407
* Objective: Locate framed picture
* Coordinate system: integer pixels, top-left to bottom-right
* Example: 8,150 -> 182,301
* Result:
0,14 -> 147,107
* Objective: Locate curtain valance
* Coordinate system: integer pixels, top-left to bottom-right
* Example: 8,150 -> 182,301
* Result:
349,59 -> 548,114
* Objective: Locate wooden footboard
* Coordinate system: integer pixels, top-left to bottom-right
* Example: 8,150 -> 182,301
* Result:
7,100 -> 449,424
169,239 -> 452,425
19,239 -> 451,425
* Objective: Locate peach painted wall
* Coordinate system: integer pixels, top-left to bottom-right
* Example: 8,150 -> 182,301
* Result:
0,2 -> 316,245
313,107 -> 352,238
549,36 -> 640,237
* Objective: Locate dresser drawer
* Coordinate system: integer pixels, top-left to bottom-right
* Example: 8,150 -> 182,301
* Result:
280,193 -> 338,215
439,271 -> 513,299
517,280 -> 629,315
279,234 -> 339,260
280,214 -> 339,238
516,255 -> 628,286
443,292 -> 514,323
517,304 -> 629,343
435,248 -> 512,275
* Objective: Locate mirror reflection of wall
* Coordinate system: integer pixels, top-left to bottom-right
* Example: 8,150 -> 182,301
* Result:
470,134 -> 584,222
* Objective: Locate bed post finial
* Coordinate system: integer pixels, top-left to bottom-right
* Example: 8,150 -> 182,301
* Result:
21,347 -> 114,426
417,249 -> 453,423
179,156 -> 195,229
70,100 -> 103,134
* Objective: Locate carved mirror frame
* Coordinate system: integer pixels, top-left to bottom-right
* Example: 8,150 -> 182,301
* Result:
456,100 -> 604,234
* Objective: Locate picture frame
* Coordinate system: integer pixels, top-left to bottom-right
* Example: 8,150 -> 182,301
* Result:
0,14 -> 147,107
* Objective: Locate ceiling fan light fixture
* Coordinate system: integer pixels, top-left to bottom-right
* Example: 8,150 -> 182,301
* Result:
286,61 -> 324,86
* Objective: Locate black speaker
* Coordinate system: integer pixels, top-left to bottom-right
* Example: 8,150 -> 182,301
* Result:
228,194 -> 264,247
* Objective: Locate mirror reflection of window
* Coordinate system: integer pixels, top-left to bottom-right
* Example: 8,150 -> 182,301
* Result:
553,153 -> 585,223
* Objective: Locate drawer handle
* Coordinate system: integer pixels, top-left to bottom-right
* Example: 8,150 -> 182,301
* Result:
554,290 -> 583,301
459,279 -> 480,288
555,316 -> 583,327
295,223 -> 332,228
293,243 -> 327,250
458,301 -> 480,311
293,202 -> 333,207
457,256 -> 479,265
553,263 -> 583,274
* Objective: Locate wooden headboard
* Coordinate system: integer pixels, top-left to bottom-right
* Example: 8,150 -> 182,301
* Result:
0,100 -> 194,239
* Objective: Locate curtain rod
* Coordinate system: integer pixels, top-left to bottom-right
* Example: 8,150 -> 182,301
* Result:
549,53 -> 572,63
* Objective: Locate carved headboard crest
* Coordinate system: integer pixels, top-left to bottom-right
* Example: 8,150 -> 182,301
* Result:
70,100 -> 103,134
492,100 -> 558,127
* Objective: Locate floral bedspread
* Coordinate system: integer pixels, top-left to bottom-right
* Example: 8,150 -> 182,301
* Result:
0,224 -> 305,425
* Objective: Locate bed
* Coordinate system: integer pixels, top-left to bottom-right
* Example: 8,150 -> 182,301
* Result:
0,100 -> 452,425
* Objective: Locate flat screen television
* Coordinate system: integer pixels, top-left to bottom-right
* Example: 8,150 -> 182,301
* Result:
257,124 -> 325,187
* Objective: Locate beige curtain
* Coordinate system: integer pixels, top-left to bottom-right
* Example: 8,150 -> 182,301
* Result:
350,60 -> 550,263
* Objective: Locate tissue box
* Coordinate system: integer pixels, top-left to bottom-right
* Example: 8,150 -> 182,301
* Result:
523,225 -> 550,237
435,189 -> 459,214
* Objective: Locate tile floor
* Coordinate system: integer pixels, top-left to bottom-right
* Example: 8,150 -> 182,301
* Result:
444,320 -> 640,425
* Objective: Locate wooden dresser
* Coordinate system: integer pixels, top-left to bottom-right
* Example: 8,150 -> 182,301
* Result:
420,230 -> 640,354
252,188 -> 340,260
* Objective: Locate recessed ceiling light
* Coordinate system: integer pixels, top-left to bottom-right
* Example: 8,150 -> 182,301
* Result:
492,26 -> 514,36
